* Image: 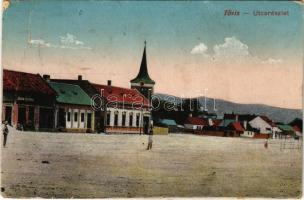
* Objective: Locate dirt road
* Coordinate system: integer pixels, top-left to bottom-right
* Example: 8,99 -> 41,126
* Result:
1,129 -> 302,198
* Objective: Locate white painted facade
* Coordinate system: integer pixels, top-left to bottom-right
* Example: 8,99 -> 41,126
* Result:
106,107 -> 150,128
184,124 -> 204,130
240,131 -> 255,138
272,126 -> 282,139
249,116 -> 281,138
65,108 -> 94,130
249,117 -> 272,134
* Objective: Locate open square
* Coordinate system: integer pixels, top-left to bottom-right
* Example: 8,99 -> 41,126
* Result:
1,130 -> 302,198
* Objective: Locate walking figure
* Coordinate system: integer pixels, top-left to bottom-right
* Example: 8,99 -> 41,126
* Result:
264,139 -> 268,149
146,129 -> 153,150
3,121 -> 9,147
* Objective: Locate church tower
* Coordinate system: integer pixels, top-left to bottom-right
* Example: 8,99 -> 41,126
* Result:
130,41 -> 155,100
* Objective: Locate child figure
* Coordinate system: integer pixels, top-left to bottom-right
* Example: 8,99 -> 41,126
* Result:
264,139 -> 268,149
146,129 -> 153,150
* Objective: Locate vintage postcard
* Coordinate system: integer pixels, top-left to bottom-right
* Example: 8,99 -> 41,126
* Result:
1,0 -> 303,198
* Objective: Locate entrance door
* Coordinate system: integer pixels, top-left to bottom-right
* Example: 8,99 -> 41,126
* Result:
18,106 -> 26,125
28,106 -> 34,124
58,108 -> 66,128
39,108 -> 54,130
143,116 -> 150,134
4,106 -> 12,125
87,113 -> 92,129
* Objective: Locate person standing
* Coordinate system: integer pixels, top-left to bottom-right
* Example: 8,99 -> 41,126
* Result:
146,130 -> 153,150
264,139 -> 268,149
3,121 -> 9,147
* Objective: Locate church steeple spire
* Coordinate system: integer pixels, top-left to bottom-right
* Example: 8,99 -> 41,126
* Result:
130,41 -> 155,85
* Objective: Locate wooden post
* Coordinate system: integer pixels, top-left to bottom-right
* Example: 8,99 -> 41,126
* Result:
12,102 -> 18,127
34,106 -> 39,130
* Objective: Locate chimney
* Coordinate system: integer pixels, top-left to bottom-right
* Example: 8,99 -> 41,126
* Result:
78,75 -> 82,81
107,80 -> 112,86
43,74 -> 50,81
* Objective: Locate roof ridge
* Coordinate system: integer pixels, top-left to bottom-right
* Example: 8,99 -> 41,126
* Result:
4,68 -> 39,75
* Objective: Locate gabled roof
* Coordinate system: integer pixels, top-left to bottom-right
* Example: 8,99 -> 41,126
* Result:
48,82 -> 91,106
185,117 -> 208,126
277,124 -> 294,132
160,119 -> 177,126
293,125 -> 301,133
244,123 -> 259,132
51,79 -> 98,98
3,69 -> 56,95
219,119 -> 235,127
259,116 -> 276,127
92,83 -> 150,106
228,122 -> 245,132
289,118 -> 302,131
130,43 -> 155,85
238,114 -> 257,122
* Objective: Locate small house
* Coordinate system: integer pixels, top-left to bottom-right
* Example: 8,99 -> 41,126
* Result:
226,122 -> 244,137
277,124 -> 295,138
249,116 -> 280,138
47,81 -> 94,133
184,116 -> 208,131
159,119 -> 178,133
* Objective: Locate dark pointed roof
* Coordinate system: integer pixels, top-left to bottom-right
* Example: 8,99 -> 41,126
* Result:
130,42 -> 155,85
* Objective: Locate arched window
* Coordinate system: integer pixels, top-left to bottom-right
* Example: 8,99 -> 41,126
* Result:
136,113 -> 140,127
122,111 -> 126,126
129,112 -> 133,127
114,111 -> 119,126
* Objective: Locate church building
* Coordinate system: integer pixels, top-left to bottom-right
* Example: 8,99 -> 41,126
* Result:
130,41 -> 155,101
96,42 -> 155,134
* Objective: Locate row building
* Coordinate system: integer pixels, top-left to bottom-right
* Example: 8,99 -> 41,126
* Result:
2,43 -> 155,134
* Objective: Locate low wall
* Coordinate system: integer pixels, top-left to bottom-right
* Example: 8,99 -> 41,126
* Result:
65,128 -> 92,133
254,133 -> 271,139
153,126 -> 169,135
195,130 -> 225,137
106,126 -> 141,134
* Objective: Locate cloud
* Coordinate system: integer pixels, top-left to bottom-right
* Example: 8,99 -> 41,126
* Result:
213,37 -> 249,59
28,34 -> 92,50
29,39 -> 51,47
60,33 -> 85,46
191,36 -> 283,65
190,43 -> 208,56
262,58 -> 283,65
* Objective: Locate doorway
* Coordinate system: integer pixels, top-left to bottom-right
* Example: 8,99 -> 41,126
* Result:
18,106 -> 26,125
87,113 -> 92,129
4,106 -> 12,125
39,107 -> 54,129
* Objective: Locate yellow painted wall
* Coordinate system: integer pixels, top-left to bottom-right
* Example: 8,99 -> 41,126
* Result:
153,126 -> 169,135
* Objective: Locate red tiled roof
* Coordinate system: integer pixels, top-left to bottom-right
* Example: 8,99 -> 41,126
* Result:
230,122 -> 245,132
185,117 -> 208,126
3,69 -> 56,95
260,116 -> 276,127
92,83 -> 150,106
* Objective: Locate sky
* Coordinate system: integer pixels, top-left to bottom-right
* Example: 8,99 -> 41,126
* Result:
2,0 -> 303,109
